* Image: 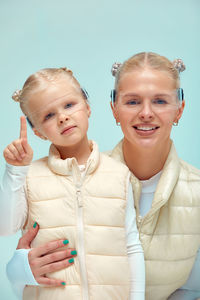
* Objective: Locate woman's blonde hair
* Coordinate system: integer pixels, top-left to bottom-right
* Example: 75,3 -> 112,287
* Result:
12,67 -> 83,118
112,52 -> 185,91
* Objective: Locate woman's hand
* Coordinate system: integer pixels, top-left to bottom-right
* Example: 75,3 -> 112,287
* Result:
17,223 -> 77,286
3,116 -> 33,166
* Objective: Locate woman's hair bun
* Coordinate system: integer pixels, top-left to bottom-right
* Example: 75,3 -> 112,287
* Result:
12,89 -> 22,102
111,62 -> 122,77
173,59 -> 186,73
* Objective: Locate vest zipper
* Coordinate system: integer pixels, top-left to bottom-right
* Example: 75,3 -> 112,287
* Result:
76,184 -> 89,300
137,215 -> 143,230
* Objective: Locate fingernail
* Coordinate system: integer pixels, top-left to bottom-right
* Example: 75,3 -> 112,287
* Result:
61,282 -> 66,286
68,258 -> 74,263
71,250 -> 77,255
33,222 -> 37,228
63,240 -> 69,245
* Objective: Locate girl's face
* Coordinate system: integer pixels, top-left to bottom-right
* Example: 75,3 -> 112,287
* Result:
112,68 -> 185,150
27,79 -> 91,152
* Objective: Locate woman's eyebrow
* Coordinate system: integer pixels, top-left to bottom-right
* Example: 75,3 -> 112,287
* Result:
153,93 -> 171,97
120,92 -> 173,99
121,93 -> 139,97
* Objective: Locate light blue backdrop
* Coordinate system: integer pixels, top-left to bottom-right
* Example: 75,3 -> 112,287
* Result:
0,0 -> 200,298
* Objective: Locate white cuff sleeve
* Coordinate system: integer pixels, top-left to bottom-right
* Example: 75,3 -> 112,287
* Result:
0,164 -> 29,235
6,249 -> 38,299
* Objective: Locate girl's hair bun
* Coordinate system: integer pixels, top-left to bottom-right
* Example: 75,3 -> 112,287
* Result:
60,67 -> 73,76
12,89 -> 22,102
111,62 -> 122,77
173,59 -> 186,73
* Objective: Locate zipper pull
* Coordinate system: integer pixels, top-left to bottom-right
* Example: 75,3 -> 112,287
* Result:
137,215 -> 142,227
77,189 -> 83,207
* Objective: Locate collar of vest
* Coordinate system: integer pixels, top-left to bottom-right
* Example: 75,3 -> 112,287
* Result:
111,139 -> 181,212
48,140 -> 100,176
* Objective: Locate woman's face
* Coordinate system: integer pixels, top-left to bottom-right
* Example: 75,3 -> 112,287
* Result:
112,68 -> 185,150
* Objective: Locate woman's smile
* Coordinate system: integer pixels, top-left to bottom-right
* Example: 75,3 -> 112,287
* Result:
133,124 -> 160,136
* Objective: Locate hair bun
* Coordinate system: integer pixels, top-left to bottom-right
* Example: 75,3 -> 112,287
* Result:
173,59 -> 186,73
111,62 -> 122,77
60,67 -> 73,76
12,89 -> 21,102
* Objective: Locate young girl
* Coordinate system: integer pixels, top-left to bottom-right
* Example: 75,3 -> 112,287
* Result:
0,67 -> 145,299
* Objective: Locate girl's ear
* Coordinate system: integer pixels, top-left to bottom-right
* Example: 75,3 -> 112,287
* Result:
110,101 -> 119,123
175,100 -> 185,122
33,128 -> 48,140
86,103 -> 91,118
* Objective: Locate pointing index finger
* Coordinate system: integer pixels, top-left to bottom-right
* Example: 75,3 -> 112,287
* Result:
20,116 -> 27,140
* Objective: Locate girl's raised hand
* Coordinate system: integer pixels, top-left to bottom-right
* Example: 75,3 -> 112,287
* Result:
3,116 -> 33,166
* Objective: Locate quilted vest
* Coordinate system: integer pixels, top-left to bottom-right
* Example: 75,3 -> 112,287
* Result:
110,140 -> 200,300
23,141 -> 131,300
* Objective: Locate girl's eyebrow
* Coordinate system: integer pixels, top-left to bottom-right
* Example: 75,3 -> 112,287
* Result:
38,97 -> 75,115
41,105 -> 55,115
37,96 -> 80,117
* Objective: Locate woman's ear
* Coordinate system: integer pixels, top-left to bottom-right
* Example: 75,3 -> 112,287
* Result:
175,100 -> 185,122
110,101 -> 119,123
33,128 -> 48,140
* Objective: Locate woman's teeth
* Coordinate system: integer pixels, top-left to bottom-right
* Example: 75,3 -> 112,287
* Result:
134,126 -> 158,131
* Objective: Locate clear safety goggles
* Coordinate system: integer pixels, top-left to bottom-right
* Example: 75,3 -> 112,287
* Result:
111,89 -> 184,113
27,91 -> 88,130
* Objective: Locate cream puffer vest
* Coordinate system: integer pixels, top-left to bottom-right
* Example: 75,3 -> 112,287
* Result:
110,140 -> 200,300
23,141 -> 131,300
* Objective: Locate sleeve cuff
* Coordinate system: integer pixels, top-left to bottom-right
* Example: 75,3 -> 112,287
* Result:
6,163 -> 30,176
23,249 -> 39,286
6,249 -> 38,286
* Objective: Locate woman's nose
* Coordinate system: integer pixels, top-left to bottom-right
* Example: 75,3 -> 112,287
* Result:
138,103 -> 154,120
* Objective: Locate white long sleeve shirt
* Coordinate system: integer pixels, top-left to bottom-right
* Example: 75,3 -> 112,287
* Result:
1,163 -> 145,299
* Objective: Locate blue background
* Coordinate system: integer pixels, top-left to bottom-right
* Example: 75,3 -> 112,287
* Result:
0,0 -> 200,298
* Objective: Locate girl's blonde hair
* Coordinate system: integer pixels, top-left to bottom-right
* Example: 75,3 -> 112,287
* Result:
112,52 -> 185,91
12,67 -> 82,117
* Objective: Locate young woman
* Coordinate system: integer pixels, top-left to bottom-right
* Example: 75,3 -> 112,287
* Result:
2,52 -> 200,300
109,52 -> 200,299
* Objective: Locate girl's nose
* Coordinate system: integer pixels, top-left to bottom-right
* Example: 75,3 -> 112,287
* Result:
138,103 -> 154,120
58,113 -> 69,124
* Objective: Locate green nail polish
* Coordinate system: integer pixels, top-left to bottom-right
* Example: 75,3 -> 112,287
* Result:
71,250 -> 77,255
63,240 -> 69,245
68,258 -> 74,263
33,222 -> 37,228
61,282 -> 66,286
